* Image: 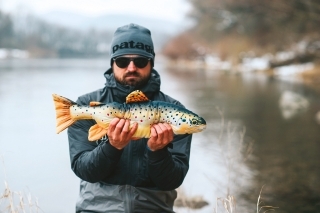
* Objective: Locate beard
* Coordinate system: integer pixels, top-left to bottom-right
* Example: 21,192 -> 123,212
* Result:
115,71 -> 151,88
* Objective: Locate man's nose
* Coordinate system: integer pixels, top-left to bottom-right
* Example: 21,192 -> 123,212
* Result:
127,61 -> 137,71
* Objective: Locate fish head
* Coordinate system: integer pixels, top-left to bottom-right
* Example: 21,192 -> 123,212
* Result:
172,110 -> 206,134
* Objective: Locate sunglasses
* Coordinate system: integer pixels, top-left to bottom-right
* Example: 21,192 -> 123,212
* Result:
113,57 -> 151,68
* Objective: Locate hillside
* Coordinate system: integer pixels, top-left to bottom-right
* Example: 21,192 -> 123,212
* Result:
0,10 -> 191,58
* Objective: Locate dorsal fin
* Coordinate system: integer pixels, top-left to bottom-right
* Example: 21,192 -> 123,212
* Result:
90,101 -> 103,107
126,90 -> 149,104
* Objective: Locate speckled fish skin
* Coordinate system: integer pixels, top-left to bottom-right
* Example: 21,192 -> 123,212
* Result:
52,92 -> 206,141
70,101 -> 206,138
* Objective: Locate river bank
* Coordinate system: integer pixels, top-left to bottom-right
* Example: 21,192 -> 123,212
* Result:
164,56 -> 320,93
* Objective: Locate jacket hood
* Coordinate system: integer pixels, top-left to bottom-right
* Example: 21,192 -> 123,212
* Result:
103,68 -> 161,101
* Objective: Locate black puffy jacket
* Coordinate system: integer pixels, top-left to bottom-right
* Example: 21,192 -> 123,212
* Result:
68,68 -> 193,212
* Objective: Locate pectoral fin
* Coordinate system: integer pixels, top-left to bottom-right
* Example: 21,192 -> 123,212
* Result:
88,124 -> 109,141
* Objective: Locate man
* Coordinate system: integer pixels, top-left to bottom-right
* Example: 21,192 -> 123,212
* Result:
68,23 -> 193,213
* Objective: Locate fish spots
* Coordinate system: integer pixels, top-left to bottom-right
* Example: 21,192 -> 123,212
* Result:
54,92 -> 206,139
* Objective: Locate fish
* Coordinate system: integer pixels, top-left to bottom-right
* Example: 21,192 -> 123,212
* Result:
52,90 -> 206,141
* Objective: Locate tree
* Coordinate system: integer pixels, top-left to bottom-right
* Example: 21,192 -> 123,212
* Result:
0,11 -> 14,48
187,0 -> 320,48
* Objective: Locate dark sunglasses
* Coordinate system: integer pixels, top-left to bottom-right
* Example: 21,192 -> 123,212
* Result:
113,57 -> 151,68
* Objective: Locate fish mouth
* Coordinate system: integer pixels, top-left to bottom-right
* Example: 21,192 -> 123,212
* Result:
190,125 -> 206,133
199,124 -> 206,130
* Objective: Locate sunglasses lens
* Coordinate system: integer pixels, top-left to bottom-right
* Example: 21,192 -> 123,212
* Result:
115,58 -> 130,68
114,57 -> 150,68
133,58 -> 149,68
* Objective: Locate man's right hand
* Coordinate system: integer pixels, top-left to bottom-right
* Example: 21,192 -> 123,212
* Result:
107,118 -> 138,150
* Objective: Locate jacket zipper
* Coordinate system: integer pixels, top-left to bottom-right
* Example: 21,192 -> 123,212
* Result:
126,142 -> 133,212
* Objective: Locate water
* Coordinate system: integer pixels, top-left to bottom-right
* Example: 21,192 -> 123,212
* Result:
0,59 -> 319,213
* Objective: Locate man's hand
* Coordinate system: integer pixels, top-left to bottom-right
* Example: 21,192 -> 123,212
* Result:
147,123 -> 174,151
107,118 -> 138,150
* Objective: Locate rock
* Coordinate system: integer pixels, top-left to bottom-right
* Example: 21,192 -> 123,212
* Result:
279,90 -> 309,119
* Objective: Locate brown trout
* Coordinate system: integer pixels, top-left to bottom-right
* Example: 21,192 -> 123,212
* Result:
52,90 -> 206,141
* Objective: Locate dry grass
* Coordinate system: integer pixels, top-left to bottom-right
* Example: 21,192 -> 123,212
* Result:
213,107 -> 277,213
176,107 -> 277,213
213,185 -> 278,213
257,186 -> 278,213
0,156 -> 42,213
215,195 -> 236,213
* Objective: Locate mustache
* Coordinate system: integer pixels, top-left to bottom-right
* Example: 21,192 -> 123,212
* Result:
124,72 -> 140,78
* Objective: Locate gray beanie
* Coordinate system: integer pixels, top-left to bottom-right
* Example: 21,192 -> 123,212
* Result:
110,23 -> 155,66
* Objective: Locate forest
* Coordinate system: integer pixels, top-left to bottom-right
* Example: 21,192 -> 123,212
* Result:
161,0 -> 320,91
163,0 -> 320,62
0,10 -> 112,58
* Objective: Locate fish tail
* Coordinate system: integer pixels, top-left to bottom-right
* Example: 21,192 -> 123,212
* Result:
52,94 -> 77,134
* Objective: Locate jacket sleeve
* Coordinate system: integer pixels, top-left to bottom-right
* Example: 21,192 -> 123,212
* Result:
147,133 -> 192,191
67,97 -> 123,183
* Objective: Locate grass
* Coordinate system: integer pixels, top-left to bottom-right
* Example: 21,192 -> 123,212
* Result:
213,107 -> 278,213
0,156 -> 42,213
175,107 -> 278,213
213,186 -> 278,213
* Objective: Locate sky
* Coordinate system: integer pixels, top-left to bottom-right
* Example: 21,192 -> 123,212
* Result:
0,0 -> 191,23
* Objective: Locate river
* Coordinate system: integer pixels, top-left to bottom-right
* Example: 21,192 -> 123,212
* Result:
0,58 -> 319,213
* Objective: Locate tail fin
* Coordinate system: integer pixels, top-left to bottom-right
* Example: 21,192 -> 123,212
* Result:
52,94 -> 77,134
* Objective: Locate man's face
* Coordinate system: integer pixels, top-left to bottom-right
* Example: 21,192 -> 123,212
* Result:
113,54 -> 152,88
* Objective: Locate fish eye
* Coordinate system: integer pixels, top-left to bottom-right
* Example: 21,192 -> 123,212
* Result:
191,119 -> 198,125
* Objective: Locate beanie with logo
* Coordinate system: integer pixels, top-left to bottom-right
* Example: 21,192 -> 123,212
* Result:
110,23 -> 155,66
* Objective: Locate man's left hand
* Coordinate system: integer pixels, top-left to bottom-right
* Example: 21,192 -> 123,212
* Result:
147,123 -> 173,151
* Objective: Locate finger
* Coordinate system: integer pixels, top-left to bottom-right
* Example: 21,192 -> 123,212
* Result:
114,119 -> 126,135
150,126 -> 157,138
157,123 -> 171,142
108,118 -> 120,134
162,123 -> 174,140
122,119 -> 131,134
153,124 -> 164,142
148,124 -> 167,151
129,122 -> 138,137
162,123 -> 172,131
